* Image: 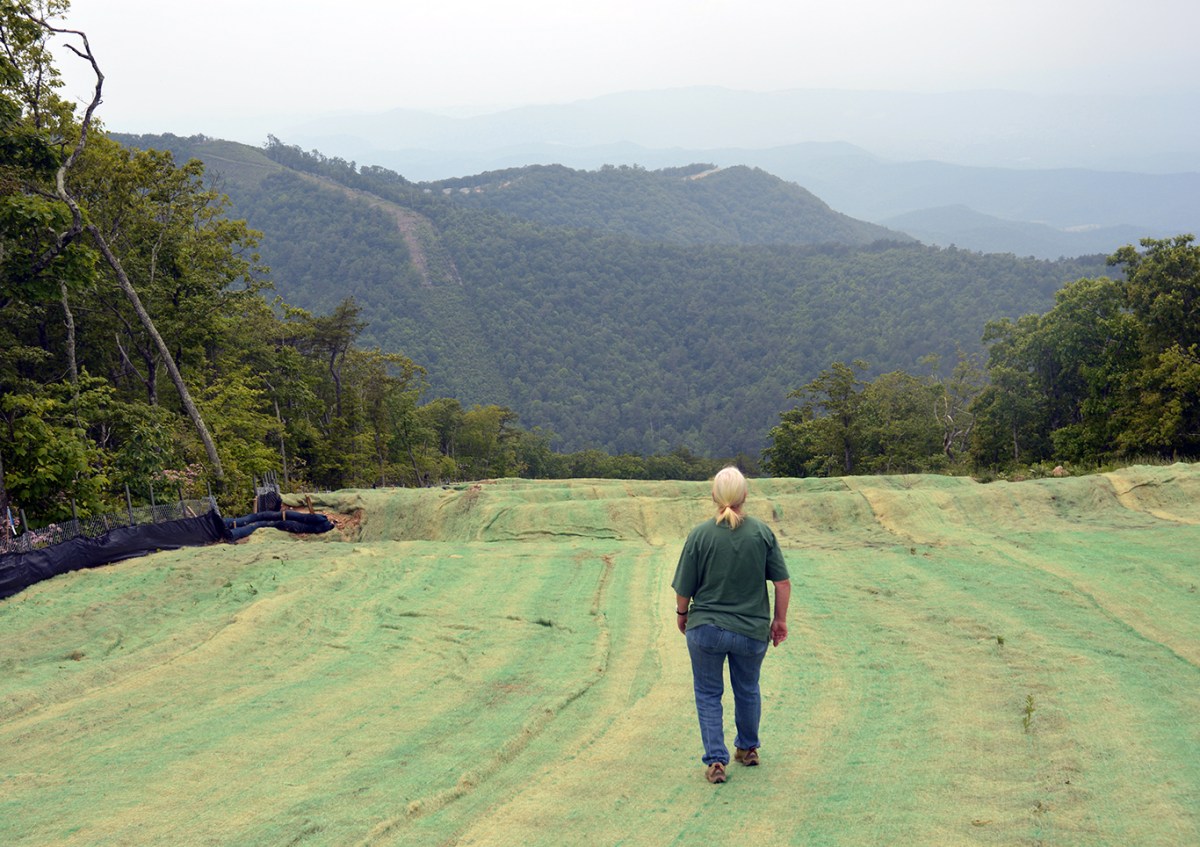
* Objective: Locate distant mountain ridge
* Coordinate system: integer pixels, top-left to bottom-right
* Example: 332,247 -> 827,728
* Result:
286,87 -> 1200,171
278,86 -> 1200,259
425,163 -> 910,247
879,205 -> 1149,259
115,132 -> 1110,456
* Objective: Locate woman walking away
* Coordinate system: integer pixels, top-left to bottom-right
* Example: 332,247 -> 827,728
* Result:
672,466 -> 791,784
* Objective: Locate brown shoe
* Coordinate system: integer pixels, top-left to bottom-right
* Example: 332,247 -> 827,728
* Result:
735,747 -> 759,766
705,762 -> 727,784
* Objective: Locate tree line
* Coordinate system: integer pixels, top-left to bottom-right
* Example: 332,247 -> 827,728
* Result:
764,235 -> 1200,477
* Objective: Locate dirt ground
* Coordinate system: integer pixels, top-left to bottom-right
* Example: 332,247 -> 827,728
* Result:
2,467 -> 1197,845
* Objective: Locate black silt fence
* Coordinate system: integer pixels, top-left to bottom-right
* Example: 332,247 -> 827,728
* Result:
0,509 -> 231,601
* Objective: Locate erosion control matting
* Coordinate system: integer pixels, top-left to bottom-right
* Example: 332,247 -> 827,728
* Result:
1,468 -> 1197,845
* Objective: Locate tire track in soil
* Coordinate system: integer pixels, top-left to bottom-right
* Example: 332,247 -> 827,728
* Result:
999,543 -> 1200,670
0,545 -> 325,729
420,547 -> 679,846
359,549 -> 620,846
8,551 -> 440,845
2,544 -> 495,847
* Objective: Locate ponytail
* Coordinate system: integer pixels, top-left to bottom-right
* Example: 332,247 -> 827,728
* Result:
716,503 -> 744,529
712,466 -> 748,529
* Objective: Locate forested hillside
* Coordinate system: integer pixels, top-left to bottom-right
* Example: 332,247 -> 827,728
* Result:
116,134 -> 1107,456
426,162 -> 909,246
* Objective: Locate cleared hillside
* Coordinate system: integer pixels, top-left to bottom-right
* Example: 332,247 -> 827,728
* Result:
2,467 -> 1197,846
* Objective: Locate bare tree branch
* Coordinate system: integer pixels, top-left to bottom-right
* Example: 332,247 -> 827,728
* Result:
21,8 -> 103,277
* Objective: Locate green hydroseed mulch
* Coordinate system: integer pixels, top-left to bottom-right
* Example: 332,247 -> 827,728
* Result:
1,468 -> 1197,845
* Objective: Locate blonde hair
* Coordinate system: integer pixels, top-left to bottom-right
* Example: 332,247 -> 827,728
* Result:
712,466 -> 748,529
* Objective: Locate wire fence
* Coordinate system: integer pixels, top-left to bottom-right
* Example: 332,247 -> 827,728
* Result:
2,498 -> 219,555
253,470 -> 283,510
2,473 -> 287,556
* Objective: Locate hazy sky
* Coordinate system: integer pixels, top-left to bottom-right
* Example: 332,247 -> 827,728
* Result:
52,0 -> 1198,142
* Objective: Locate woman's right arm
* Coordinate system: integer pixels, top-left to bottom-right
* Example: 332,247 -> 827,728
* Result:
770,579 -> 790,646
675,593 -> 691,634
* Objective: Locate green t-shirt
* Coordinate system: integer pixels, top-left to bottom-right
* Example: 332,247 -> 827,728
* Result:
671,515 -> 790,642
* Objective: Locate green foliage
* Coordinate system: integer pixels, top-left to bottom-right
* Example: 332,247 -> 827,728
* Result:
1116,343 -> 1200,455
0,192 -> 95,299
765,361 -> 964,477
1114,234 -> 1200,355
0,381 -> 107,519
426,163 -> 906,247
193,365 -> 282,505
769,235 -> 1200,478
230,170 -> 423,317
100,398 -> 183,493
968,363 -> 1049,467
0,7 -> 749,529
966,236 -> 1200,471
765,361 -> 869,476
971,275 -> 1139,467
529,445 -> 724,481
439,230 -> 1098,457
858,371 -> 946,474
0,2 -> 96,303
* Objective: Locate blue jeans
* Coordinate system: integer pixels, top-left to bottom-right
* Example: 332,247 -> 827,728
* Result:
685,623 -> 769,765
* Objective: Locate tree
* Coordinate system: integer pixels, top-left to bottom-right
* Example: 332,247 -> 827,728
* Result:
420,397 -> 465,462
1116,343 -> 1200,456
73,137 -> 266,400
0,377 -> 107,519
344,346 -> 426,487
1112,235 -> 1200,355
968,364 -> 1048,467
926,352 -> 983,463
1,0 -> 95,519
1107,236 -> 1200,457
457,404 -> 521,480
1040,276 -> 1139,460
968,274 -> 1140,469
764,360 -> 868,477
307,297 -> 367,418
0,0 -> 96,288
3,3 -> 230,483
857,370 -> 943,474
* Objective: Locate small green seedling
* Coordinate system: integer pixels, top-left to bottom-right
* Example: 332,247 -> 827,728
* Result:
1022,694 -> 1036,733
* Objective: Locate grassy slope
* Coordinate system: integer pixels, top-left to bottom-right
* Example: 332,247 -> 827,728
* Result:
1,468 -> 1197,846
